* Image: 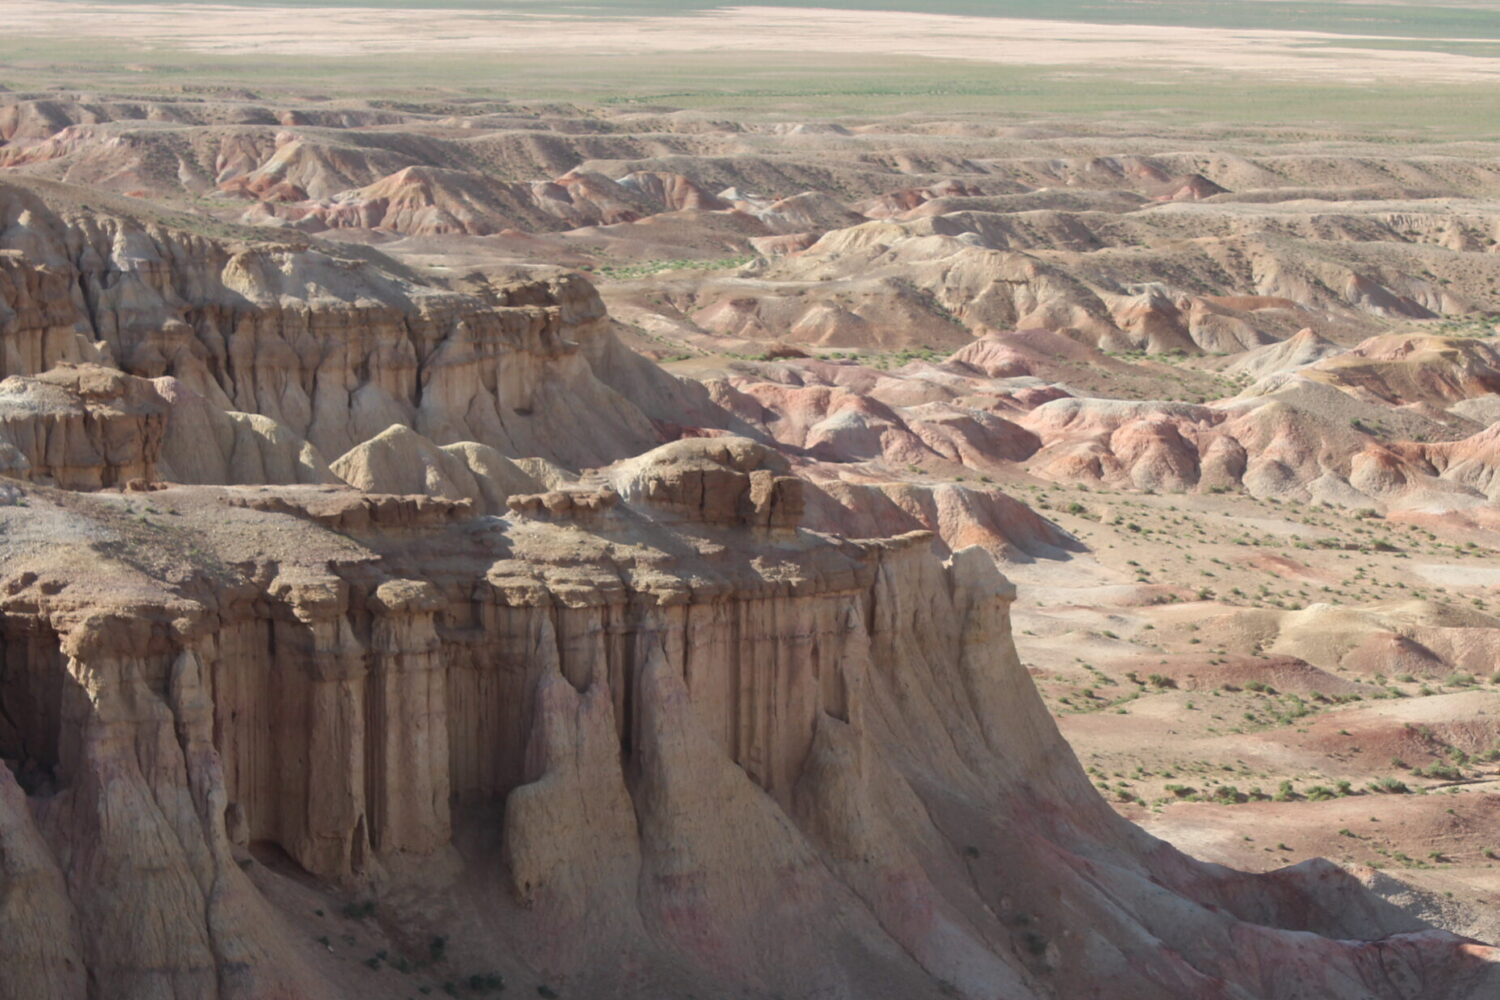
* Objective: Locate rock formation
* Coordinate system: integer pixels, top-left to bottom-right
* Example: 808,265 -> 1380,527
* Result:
1,443 -> 1494,999
0,113 -> 1494,1000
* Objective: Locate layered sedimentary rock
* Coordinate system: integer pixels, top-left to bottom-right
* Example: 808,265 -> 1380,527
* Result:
1012,336 -> 1500,505
0,175 -> 1494,1000
0,447 -> 1494,1000
693,328 -> 1500,512
331,424 -> 542,514
0,364 -> 165,488
0,178 -> 659,469
0,362 -> 340,490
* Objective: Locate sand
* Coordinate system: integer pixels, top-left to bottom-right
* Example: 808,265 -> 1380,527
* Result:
8,2 -> 1500,84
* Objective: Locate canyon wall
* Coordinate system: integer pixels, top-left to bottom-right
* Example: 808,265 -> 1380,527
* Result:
0,177 -> 1493,1000
2,459 -> 1493,1000
0,180 -> 659,470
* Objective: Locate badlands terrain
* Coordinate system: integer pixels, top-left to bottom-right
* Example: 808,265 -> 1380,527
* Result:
3,1 -> 1500,998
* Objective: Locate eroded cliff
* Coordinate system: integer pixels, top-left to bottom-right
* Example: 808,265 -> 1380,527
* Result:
0,177 -> 1493,1000
0,178 -> 659,470
2,455 -> 1495,1000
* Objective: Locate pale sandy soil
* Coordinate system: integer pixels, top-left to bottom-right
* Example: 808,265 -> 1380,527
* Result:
1415,562 -> 1500,587
9,2 -> 1500,83
988,483 -> 1500,923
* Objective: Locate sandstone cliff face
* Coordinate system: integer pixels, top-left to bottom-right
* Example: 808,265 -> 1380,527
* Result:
0,179 -> 660,470
0,453 -> 1494,1000
0,364 -> 164,488
0,179 -> 1493,1000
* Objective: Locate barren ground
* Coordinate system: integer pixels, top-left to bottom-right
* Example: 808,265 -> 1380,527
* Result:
11,2 -> 1500,83
5,0 -> 1500,964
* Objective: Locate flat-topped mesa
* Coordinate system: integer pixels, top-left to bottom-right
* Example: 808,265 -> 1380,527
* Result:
0,477 -> 920,887
606,436 -> 805,529
5,475 -> 1490,1000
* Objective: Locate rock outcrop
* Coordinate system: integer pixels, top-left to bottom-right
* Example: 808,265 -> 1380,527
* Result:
0,172 -> 1493,1000
607,436 -> 803,528
0,363 -> 165,489
0,460 -> 1493,1000
331,424 -> 542,514
0,178 -> 661,469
